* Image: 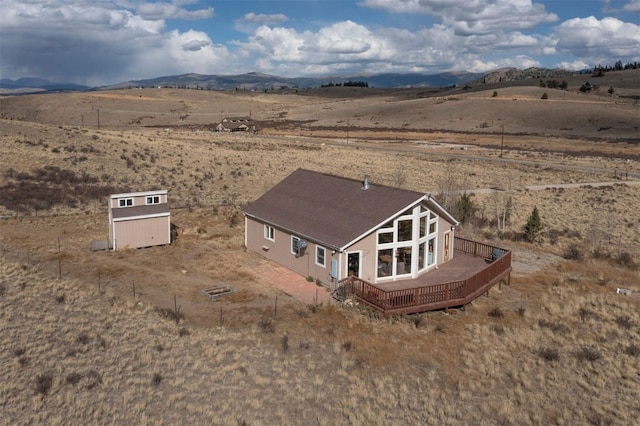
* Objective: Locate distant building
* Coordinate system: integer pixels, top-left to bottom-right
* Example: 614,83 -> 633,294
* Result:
216,117 -> 256,132
108,190 -> 171,250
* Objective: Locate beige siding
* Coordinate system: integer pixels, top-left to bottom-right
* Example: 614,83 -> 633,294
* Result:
246,218 -> 338,284
436,217 -> 455,264
343,233 -> 377,283
110,193 -> 167,209
113,216 -> 170,250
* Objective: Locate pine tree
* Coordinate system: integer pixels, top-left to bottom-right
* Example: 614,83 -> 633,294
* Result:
524,206 -> 542,243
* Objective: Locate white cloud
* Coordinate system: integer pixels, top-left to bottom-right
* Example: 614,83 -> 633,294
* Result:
552,16 -> 640,64
0,0 -> 229,85
242,13 -> 288,25
555,60 -> 590,71
235,12 -> 289,35
360,0 -> 558,35
623,0 -> 640,12
135,2 -> 214,20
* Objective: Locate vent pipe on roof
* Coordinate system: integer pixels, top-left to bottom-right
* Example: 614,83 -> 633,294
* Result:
362,175 -> 369,190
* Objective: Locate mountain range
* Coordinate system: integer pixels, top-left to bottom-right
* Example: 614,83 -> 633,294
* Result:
0,68 -> 583,94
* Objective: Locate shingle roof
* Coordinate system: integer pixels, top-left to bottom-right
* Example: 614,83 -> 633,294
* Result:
112,203 -> 170,219
243,169 -> 428,250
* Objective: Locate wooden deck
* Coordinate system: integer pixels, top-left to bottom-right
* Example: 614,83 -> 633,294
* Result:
337,237 -> 512,316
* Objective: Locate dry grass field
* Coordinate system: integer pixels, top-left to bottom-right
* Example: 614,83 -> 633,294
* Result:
1,70 -> 639,424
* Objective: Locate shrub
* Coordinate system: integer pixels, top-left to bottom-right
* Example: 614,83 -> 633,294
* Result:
86,370 -> 102,389
488,307 -> 504,318
280,335 -> 289,353
258,318 -> 275,333
615,315 -> 633,329
152,373 -> 163,385
342,341 -> 353,352
492,91 -> 498,97
517,306 -> 526,317
76,332 -> 91,345
178,327 -> 190,337
538,347 -> 560,362
35,373 -> 53,395
576,347 -> 601,362
154,307 -> 185,324
66,372 -> 82,385
541,92 -> 548,99
616,251 -> 636,269
538,318 -> 568,334
306,276 -> 314,282
624,344 -> 640,357
563,244 -> 584,261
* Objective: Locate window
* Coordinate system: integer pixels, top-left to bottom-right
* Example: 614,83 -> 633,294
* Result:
398,219 -> 413,241
316,246 -> 326,267
264,225 -> 275,241
291,237 -> 308,256
118,198 -> 133,207
146,195 -> 160,205
378,231 -> 393,244
429,221 -> 437,235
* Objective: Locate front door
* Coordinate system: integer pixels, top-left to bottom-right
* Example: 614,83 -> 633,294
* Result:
347,252 -> 361,277
444,231 -> 451,261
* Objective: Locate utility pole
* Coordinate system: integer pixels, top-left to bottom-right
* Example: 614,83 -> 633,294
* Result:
346,118 -> 349,144
97,109 -> 100,130
500,123 -> 505,157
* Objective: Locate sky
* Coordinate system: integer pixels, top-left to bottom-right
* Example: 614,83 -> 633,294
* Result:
1,0 -> 639,86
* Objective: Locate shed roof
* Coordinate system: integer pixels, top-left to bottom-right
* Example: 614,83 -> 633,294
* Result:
111,203 -> 170,220
244,169 -> 457,250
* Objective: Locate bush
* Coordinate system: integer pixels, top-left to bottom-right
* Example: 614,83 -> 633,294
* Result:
563,244 -> 584,261
35,373 -> 53,395
66,372 -> 82,385
576,347 -> 601,362
152,373 -> 163,385
280,335 -> 289,353
488,307 -> 504,318
538,347 -> 560,362
624,344 -> 640,357
492,91 -> 498,97
541,92 -> 548,99
258,318 -> 275,333
615,315 -> 633,329
616,251 -> 636,269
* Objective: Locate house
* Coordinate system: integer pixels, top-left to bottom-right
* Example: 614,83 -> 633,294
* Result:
108,190 -> 171,250
243,169 -> 459,285
216,117 -> 255,132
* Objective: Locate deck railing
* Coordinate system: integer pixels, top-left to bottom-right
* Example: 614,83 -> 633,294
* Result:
337,237 -> 511,316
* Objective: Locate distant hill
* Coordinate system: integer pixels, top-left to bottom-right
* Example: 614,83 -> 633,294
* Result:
103,71 -> 485,91
0,77 -> 90,94
474,67 -> 589,84
1,67 -> 600,94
